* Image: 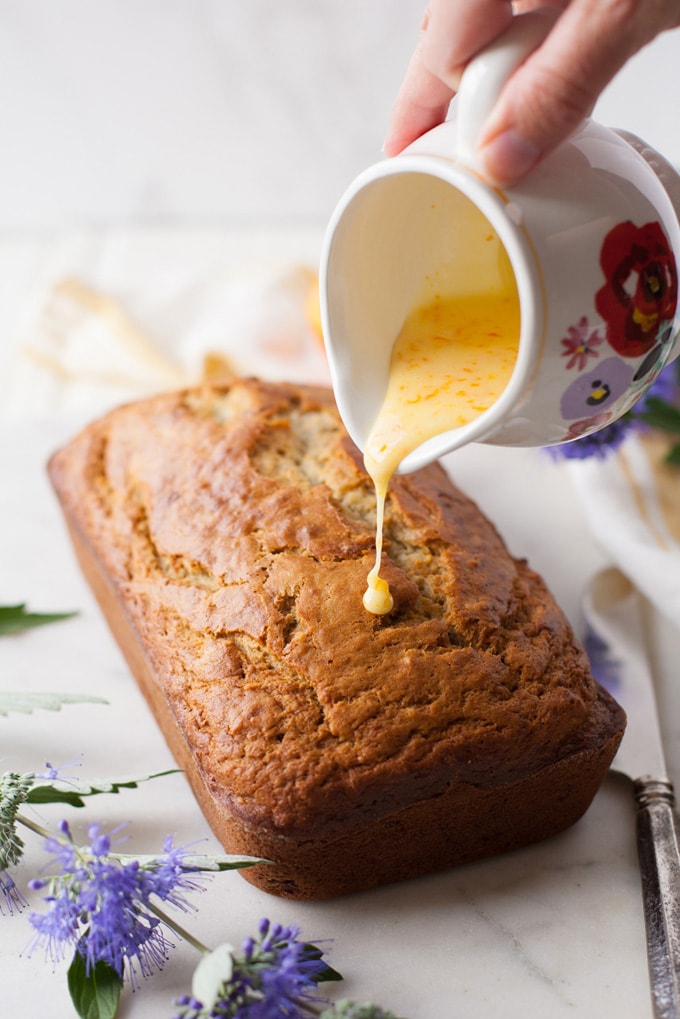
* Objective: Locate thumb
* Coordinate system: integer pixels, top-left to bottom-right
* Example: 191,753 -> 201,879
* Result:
475,58 -> 594,185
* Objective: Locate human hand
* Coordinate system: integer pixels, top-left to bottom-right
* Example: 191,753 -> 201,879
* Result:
384,0 -> 680,186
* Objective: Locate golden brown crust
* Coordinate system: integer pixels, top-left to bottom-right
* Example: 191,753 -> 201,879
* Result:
48,378 -> 625,898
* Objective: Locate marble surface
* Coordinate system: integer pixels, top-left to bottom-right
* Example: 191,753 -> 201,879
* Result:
0,226 -> 679,1019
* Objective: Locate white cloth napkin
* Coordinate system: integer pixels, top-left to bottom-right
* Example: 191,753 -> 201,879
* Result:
1,231 -> 330,424
567,432 -> 680,629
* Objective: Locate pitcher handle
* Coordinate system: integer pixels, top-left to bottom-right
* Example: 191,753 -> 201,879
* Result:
456,7 -> 560,167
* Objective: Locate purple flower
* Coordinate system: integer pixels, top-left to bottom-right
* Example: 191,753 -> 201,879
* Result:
0,869 -> 28,915
37,757 -> 83,785
173,918 -> 332,1018
583,627 -> 622,697
28,822 -> 210,984
149,836 -> 210,910
39,819 -> 80,871
545,414 -> 634,461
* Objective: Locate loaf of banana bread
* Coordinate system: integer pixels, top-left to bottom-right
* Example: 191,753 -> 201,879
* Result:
48,378 -> 624,899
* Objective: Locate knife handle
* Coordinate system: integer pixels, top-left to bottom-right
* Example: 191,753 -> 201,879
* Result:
634,778 -> 680,1019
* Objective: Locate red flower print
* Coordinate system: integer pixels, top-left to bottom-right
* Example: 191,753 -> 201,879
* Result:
561,317 -> 604,369
595,220 -> 678,358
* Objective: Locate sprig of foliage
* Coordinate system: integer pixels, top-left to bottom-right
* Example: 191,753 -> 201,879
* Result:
0,692 -> 107,717
0,603 -> 77,635
27,821 -> 264,988
1,768 -> 186,879
2,610 -> 402,1018
321,1004 -> 406,1019
26,770 -> 181,808
173,919 -> 341,1019
2,764 -> 401,1019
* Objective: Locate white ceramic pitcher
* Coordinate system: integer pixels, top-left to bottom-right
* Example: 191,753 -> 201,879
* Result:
320,9 -> 680,473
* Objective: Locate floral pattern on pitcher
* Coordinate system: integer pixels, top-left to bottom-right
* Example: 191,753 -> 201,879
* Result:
556,219 -> 679,437
560,317 -> 605,370
560,357 -> 634,421
595,220 -> 678,358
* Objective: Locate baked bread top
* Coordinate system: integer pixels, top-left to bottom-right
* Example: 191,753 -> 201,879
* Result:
48,378 -> 615,839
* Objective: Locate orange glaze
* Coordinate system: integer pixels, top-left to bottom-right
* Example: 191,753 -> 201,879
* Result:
362,288 -> 520,614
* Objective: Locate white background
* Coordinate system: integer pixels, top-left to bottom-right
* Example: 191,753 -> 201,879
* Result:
0,0 -> 679,234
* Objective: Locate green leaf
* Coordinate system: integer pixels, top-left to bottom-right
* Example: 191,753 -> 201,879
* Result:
0,603 -> 77,635
113,851 -> 269,871
171,852 -> 270,872
635,397 -> 680,434
26,786 -> 90,808
302,942 -> 343,982
319,1002 -> 406,1019
27,769 -> 181,808
67,952 -> 122,1019
665,442 -> 680,466
0,692 -> 108,717
191,943 -> 235,1011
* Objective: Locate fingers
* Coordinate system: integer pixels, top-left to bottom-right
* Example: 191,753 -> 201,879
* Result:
478,0 -> 680,185
419,0 -> 515,87
384,0 -> 514,156
383,38 -> 456,156
385,0 -> 680,186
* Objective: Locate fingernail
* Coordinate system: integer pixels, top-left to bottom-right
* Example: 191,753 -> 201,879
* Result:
479,129 -> 541,186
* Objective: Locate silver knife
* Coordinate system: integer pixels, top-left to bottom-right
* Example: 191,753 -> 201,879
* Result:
583,567 -> 680,1019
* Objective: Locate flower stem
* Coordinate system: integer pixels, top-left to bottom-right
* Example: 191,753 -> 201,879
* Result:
15,813 -> 52,840
147,898 -> 211,955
